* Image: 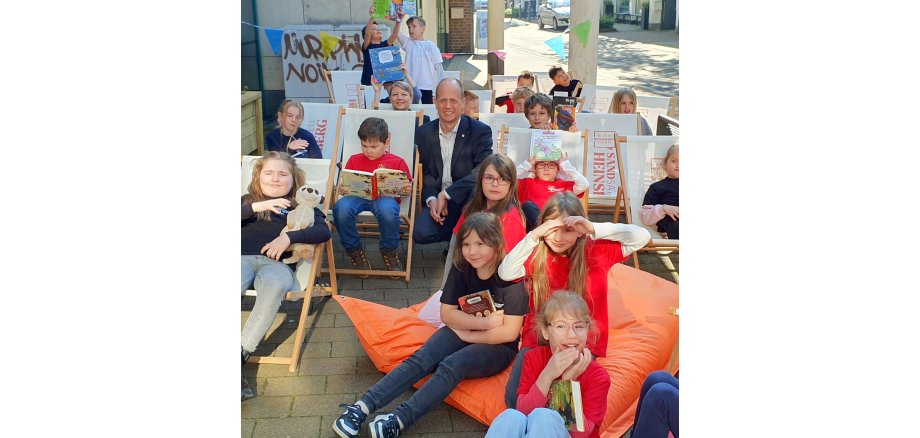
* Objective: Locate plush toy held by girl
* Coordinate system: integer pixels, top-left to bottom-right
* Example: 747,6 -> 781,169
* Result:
332,212 -> 528,438
498,192 -> 650,408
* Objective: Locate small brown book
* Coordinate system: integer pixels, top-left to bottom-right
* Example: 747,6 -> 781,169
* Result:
457,290 -> 496,317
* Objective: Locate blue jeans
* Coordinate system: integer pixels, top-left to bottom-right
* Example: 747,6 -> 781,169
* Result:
413,198 -> 464,245
240,255 -> 298,353
360,326 -> 516,428
632,371 -> 679,438
332,195 -> 401,251
485,408 -> 569,438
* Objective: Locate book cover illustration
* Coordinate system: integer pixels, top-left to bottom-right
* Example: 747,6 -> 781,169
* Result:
369,46 -> 405,83
373,168 -> 411,198
339,169 -> 374,200
372,0 -> 416,20
530,130 -> 563,162
553,96 -> 577,131
457,290 -> 496,317
546,379 -> 585,432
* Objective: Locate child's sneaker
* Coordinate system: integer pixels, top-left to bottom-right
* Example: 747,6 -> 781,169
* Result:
345,248 -> 372,278
332,403 -> 367,438
369,413 -> 401,438
380,249 -> 403,278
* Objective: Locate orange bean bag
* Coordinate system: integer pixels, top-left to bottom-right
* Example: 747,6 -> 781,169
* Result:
334,263 -> 678,437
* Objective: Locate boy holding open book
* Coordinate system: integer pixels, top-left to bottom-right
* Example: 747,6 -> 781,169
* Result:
333,117 -> 412,274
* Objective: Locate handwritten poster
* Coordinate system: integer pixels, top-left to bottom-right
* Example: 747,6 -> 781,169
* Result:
282,25 -> 371,102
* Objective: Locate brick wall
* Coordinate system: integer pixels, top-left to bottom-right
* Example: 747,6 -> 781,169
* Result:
447,0 -> 472,53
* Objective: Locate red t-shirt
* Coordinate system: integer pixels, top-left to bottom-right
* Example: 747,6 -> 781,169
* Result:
516,345 -> 610,438
517,177 -> 583,210
521,239 -> 626,358
344,152 -> 412,177
452,208 -> 526,252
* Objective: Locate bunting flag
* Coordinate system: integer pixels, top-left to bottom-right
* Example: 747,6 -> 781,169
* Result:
320,32 -> 341,61
487,50 -> 507,60
544,35 -> 566,60
264,28 -> 284,55
572,20 -> 591,48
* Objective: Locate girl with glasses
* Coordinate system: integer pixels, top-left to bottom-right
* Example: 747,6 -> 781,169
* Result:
485,292 -> 611,438
264,99 -> 323,158
498,192 -> 650,409
515,146 -> 588,231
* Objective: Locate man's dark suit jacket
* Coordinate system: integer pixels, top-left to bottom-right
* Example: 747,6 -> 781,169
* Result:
415,115 -> 493,206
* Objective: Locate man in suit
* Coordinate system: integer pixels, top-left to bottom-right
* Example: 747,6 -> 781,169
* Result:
414,77 -> 493,244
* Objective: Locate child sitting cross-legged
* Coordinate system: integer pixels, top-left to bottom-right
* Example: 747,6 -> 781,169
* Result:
333,117 -> 412,276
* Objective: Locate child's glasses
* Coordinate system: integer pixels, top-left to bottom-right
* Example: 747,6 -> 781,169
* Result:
483,175 -> 511,186
534,162 -> 559,170
549,321 -> 589,336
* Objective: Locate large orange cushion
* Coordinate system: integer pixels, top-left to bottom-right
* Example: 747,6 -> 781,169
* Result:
334,263 -> 678,437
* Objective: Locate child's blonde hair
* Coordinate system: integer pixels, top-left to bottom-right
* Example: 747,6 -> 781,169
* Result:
612,88 -> 639,114
511,86 -> 535,102
534,291 -> 599,346
244,152 -> 306,221
529,193 -> 590,314
276,99 -> 305,119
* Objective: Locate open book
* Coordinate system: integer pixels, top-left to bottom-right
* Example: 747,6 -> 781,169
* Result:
457,290 -> 496,317
339,168 -> 411,200
530,129 -> 563,162
553,96 -> 577,131
547,379 -> 585,432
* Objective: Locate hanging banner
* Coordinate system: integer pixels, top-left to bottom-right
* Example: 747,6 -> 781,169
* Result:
282,25 -> 371,102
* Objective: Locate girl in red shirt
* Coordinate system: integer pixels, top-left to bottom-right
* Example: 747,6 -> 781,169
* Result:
498,192 -> 650,408
485,291 -> 611,438
516,150 -> 588,231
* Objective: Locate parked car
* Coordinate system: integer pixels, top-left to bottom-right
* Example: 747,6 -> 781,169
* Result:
537,0 -> 570,30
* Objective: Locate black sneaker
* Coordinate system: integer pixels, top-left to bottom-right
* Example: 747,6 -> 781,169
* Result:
332,403 -> 367,438
345,248 -> 373,278
380,249 -> 403,279
369,413 -> 401,438
241,374 -> 255,401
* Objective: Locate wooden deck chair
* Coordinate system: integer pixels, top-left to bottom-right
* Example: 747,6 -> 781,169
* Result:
497,125 -> 590,212
575,113 -> 642,217
577,84 -> 623,113
478,112 -> 530,150
656,114 -> 679,136
322,68 -> 363,108
408,103 -> 438,122
471,89 -> 496,115
325,107 -> 422,281
241,155 -> 338,372
533,72 -> 557,95
298,102 -> 345,160
614,135 -> 680,268
488,74 -> 519,98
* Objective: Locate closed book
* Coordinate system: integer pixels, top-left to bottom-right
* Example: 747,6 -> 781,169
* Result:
553,96 -> 577,131
369,46 -> 405,83
530,129 -> 563,161
457,290 -> 496,317
546,379 -> 585,433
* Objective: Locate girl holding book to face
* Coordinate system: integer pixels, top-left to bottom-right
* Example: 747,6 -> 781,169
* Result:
485,292 -> 611,438
332,212 -> 528,438
333,117 -> 412,275
499,192 -> 650,409
264,100 -> 323,158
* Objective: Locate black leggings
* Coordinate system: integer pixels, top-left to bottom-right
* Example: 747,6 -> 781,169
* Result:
420,89 -> 434,104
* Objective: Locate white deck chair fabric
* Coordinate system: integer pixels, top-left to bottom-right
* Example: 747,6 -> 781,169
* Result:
617,135 -> 679,240
533,73 -> 556,95
298,102 -> 345,160
471,89 -> 496,114
409,104 -> 438,122
478,113 -> 530,149
499,127 -> 587,177
327,71 -> 363,108
635,95 -> 672,135
576,113 -> 642,206
489,75 -> 519,98
578,84 -> 622,113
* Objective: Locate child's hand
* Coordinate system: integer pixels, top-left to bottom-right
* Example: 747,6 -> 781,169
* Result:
561,216 -> 594,236
337,184 -> 346,195
251,198 -> 291,214
261,231 -> 291,261
567,121 -> 579,133
560,348 -> 591,381
544,346 -> 581,380
530,218 -> 564,241
481,309 -> 505,330
371,77 -> 382,92
532,120 -> 553,130
369,5 -> 375,15
662,205 -> 679,221
289,139 -> 309,151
